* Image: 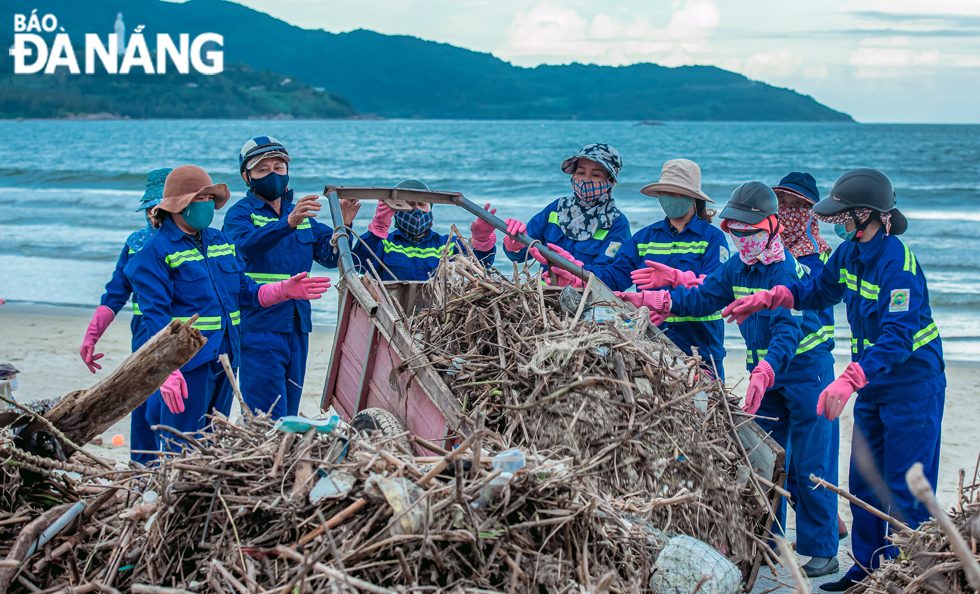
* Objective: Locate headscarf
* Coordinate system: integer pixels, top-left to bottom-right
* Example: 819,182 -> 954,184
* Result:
726,220 -> 785,266
813,208 -> 892,235
779,205 -> 831,259
126,226 -> 155,253
555,190 -> 622,241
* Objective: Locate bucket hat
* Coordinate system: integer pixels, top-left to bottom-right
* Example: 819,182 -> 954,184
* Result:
561,143 -> 623,182
640,159 -> 713,202
136,168 -> 172,212
772,172 -> 819,204
154,165 -> 230,215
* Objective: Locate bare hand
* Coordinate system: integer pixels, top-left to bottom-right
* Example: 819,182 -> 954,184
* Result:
340,198 -> 361,227
288,195 -> 322,228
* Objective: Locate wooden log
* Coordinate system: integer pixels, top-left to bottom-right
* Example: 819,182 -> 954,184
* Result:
19,318 -> 206,456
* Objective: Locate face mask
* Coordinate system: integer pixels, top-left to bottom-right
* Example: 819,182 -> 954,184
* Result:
250,172 -> 289,200
182,200 -> 215,231
835,223 -> 859,242
570,177 -> 612,206
658,195 -> 695,219
8,377 -> 17,392
394,209 -> 434,239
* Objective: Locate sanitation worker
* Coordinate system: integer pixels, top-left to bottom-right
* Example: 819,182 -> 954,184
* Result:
722,168 -> 944,591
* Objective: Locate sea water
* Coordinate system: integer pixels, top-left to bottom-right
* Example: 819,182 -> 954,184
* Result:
1,120 -> 978,359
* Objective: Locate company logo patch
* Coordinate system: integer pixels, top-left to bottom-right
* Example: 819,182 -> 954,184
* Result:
889,289 -> 910,312
720,246 -> 729,263
605,242 -> 621,257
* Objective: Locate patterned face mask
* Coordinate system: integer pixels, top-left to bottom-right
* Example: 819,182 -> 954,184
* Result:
779,205 -> 830,259
725,219 -> 785,265
570,177 -> 612,206
813,208 -> 892,237
393,209 -> 434,242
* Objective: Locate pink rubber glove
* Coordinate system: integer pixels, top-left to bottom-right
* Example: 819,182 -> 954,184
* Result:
722,285 -> 795,324
160,369 -> 188,414
613,290 -> 672,324
632,260 -> 706,290
470,203 -> 498,251
816,362 -> 868,421
79,305 -> 115,373
258,272 -> 332,307
368,201 -> 394,238
742,360 -> 775,415
503,218 -> 527,252
534,243 -> 584,288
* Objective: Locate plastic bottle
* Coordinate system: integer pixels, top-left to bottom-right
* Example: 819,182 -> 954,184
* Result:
492,449 -> 526,473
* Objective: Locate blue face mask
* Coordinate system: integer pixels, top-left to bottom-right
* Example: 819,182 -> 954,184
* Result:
250,172 -> 289,200
835,223 -> 858,242
182,200 -> 215,231
394,209 -> 434,240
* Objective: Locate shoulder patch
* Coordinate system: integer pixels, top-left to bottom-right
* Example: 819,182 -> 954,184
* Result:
889,289 -> 910,312
605,242 -> 622,258
719,246 -> 729,263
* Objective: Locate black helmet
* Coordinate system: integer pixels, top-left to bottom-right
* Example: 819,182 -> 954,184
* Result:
814,168 -> 907,235
720,181 -> 778,225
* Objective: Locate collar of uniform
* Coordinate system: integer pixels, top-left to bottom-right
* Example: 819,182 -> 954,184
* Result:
856,226 -> 888,267
245,190 -> 291,218
160,215 -> 215,245
391,228 -> 437,245
657,216 -> 707,237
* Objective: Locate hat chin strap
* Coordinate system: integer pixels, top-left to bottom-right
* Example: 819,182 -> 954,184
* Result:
848,208 -> 873,241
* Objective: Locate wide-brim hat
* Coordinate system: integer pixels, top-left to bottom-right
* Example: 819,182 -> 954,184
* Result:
136,167 -> 173,212
772,171 -> 819,204
560,143 -> 623,182
639,159 -> 713,203
155,165 -> 230,214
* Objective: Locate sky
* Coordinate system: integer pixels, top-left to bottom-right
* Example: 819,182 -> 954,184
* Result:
227,0 -> 980,123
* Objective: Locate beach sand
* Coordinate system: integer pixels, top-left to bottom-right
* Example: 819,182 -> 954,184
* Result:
1,303 -> 976,592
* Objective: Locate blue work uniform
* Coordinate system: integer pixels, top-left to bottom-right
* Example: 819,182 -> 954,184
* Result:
585,217 -> 729,378
504,199 -> 632,274
353,228 -> 496,282
222,190 -> 339,419
671,253 -> 840,558
787,231 -> 945,579
99,231 -> 155,464
125,217 -> 263,450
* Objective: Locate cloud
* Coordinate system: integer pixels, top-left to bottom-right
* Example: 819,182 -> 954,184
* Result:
495,1 -> 721,67
743,48 -> 800,78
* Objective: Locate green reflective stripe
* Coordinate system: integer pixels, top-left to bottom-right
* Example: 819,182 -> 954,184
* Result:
637,241 -> 709,256
819,251 -> 829,264
128,247 -> 136,255
796,325 -> 833,355
383,240 -> 455,259
207,243 -> 236,258
838,269 -> 879,300
547,211 -> 613,241
296,220 -> 312,230
732,286 -> 767,299
903,245 -> 917,275
667,313 -> 723,323
746,349 -> 769,364
246,272 -> 291,285
166,248 -> 204,268
251,214 -> 279,227
172,316 -> 223,331
230,310 -> 241,326
795,260 -> 807,280
132,302 -> 141,316
913,322 -> 939,351
850,337 -> 875,353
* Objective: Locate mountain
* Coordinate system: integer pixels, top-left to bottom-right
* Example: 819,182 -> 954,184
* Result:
0,59 -> 357,119
0,0 -> 854,121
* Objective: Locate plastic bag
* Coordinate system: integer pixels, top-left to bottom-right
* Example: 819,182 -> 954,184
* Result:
274,414 -> 340,434
376,476 -> 425,536
650,535 -> 741,594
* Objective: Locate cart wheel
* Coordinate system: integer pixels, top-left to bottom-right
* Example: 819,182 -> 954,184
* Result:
351,408 -> 410,449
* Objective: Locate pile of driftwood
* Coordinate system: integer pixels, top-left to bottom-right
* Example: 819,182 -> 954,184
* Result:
845,462 -> 980,594
1,410 -> 665,593
405,251 -> 780,576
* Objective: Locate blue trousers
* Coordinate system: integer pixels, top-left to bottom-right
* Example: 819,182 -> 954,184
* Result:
844,389 -> 944,581
154,355 -> 236,452
239,326 -> 309,420
755,363 -> 840,558
129,323 -> 158,465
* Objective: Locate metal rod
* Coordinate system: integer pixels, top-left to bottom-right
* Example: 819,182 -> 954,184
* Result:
326,190 -> 356,276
